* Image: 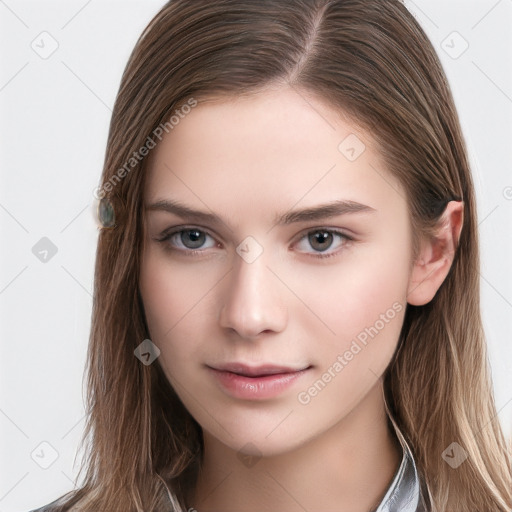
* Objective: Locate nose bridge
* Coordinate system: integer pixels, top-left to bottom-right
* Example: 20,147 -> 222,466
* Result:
218,239 -> 287,338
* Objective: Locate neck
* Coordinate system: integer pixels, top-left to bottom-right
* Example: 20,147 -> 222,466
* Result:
186,382 -> 402,512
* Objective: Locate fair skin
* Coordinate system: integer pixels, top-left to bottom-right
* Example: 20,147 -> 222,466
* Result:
139,86 -> 463,512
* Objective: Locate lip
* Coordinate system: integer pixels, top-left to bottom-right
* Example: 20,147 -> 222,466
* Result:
210,362 -> 310,377
206,363 -> 312,400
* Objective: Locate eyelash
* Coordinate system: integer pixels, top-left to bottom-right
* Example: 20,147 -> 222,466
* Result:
155,226 -> 354,260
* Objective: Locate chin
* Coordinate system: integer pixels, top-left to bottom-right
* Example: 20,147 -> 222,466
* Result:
203,418 -> 316,459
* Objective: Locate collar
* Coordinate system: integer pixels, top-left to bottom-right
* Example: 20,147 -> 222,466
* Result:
373,414 -> 426,512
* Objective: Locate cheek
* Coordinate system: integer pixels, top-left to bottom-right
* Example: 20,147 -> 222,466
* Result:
290,251 -> 408,420
140,248 -> 213,334
138,248 -> 220,372
139,253 -> 179,339
286,242 -> 409,371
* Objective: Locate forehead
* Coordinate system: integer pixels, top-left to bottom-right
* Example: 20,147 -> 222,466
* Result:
144,86 -> 405,225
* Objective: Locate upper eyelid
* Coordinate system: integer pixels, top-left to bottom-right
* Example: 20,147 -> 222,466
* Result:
291,226 -> 354,241
158,225 -> 217,242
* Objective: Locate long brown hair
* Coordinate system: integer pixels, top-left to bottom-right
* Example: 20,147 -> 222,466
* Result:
47,0 -> 512,510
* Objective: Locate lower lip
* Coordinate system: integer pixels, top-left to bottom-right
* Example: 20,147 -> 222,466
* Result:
207,367 -> 311,400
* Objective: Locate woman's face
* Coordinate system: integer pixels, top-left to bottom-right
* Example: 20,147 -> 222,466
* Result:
139,86 -> 413,456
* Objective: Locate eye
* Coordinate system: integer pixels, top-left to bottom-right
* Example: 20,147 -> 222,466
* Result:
156,226 -> 353,259
294,229 -> 353,259
156,227 -> 218,255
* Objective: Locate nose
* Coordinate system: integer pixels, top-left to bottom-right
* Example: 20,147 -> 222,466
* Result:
218,245 -> 288,340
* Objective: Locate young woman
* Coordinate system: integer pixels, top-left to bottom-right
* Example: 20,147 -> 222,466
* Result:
29,0 -> 512,511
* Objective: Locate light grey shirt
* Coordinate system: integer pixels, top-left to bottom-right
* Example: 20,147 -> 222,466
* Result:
374,414 -> 428,512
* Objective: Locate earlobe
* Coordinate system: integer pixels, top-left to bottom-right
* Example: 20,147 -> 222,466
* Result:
407,200 -> 464,306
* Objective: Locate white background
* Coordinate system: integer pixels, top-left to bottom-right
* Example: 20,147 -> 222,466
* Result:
0,1 -> 511,511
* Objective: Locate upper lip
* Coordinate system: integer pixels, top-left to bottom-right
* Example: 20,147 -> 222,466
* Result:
209,362 -> 311,377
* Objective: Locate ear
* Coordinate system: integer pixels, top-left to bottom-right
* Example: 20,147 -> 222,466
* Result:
407,200 -> 464,306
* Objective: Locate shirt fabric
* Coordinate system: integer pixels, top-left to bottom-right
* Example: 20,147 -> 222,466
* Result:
373,413 -> 428,511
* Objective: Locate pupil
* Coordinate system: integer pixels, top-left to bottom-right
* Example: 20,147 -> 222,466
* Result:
310,231 -> 332,251
183,230 -> 204,248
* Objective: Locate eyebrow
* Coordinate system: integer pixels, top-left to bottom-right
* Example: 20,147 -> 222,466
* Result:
145,198 -> 375,227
